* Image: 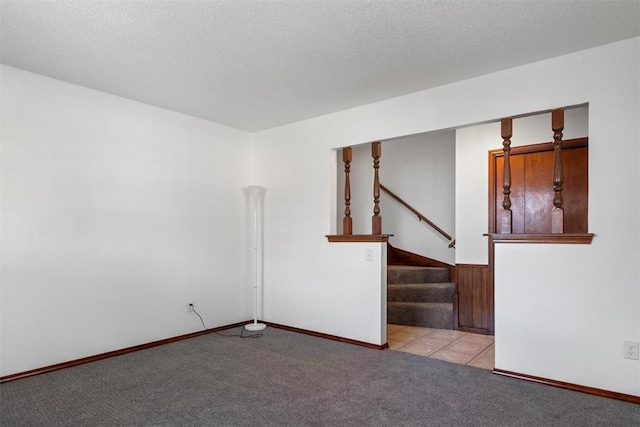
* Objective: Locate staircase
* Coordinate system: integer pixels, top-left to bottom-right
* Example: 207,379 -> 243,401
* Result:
387,265 -> 454,329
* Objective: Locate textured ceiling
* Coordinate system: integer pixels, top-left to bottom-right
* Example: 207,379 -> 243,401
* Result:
1,1 -> 639,132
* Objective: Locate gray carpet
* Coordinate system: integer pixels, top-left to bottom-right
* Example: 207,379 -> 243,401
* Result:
1,327 -> 638,426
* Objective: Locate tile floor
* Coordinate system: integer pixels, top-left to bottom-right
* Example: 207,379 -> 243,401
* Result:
387,324 -> 495,370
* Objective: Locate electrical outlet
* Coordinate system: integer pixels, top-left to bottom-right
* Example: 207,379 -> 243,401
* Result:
187,301 -> 194,313
623,340 -> 639,360
365,248 -> 373,261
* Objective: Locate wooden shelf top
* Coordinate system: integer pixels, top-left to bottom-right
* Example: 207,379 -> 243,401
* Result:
326,234 -> 391,243
485,233 -> 594,244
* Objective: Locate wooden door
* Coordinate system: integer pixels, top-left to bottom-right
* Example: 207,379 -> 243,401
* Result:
489,138 -> 588,234
455,264 -> 491,334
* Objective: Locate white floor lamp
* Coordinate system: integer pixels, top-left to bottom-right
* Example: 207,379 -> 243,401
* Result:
245,185 -> 267,332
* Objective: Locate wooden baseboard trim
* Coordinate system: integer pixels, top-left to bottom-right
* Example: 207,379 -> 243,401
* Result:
493,369 -> 640,404
0,321 -> 250,384
266,322 -> 388,350
457,326 -> 490,335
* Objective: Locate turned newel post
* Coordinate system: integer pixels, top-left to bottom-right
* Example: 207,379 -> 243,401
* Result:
500,118 -> 513,234
551,109 -> 564,233
371,141 -> 382,235
342,147 -> 353,235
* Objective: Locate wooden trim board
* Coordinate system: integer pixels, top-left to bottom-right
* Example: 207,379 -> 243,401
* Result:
1,320 -> 388,384
326,234 -> 391,242
266,322 -> 388,350
493,369 -> 640,405
0,321 -> 249,384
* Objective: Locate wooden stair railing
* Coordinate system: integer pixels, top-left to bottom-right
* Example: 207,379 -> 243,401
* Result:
327,142 -> 390,243
379,183 -> 454,247
496,108 -> 574,238
489,108 -> 595,248
329,141 -> 455,248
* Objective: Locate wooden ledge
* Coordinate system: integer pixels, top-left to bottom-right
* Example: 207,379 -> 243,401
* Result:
486,233 -> 594,244
326,234 -> 391,243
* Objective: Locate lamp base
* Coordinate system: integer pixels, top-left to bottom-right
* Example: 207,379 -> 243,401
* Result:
245,323 -> 267,332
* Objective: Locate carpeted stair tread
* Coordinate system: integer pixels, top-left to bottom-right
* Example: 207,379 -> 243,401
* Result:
387,265 -> 450,284
387,264 -> 453,329
387,282 -> 455,303
387,302 -> 453,329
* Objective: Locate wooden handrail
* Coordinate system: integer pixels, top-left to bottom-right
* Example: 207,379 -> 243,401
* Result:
379,183 -> 453,242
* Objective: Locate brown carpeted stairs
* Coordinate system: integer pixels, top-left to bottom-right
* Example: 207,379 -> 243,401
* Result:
387,265 -> 454,329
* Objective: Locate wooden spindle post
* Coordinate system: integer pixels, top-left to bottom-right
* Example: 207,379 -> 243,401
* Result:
371,141 -> 382,235
551,108 -> 564,233
342,147 -> 353,235
500,118 -> 513,234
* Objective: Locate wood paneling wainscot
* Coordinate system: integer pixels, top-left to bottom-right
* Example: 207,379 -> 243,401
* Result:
454,264 -> 493,335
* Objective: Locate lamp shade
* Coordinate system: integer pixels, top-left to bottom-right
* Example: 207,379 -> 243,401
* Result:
248,185 -> 264,209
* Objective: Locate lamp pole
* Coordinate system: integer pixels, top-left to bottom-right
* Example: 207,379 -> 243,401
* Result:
245,186 -> 266,332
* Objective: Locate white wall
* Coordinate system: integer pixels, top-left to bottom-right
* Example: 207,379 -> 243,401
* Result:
249,124 -> 388,345
255,38 -> 639,396
1,38 -> 638,396
0,66 -> 253,376
381,131 -> 456,264
337,131 -> 456,264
